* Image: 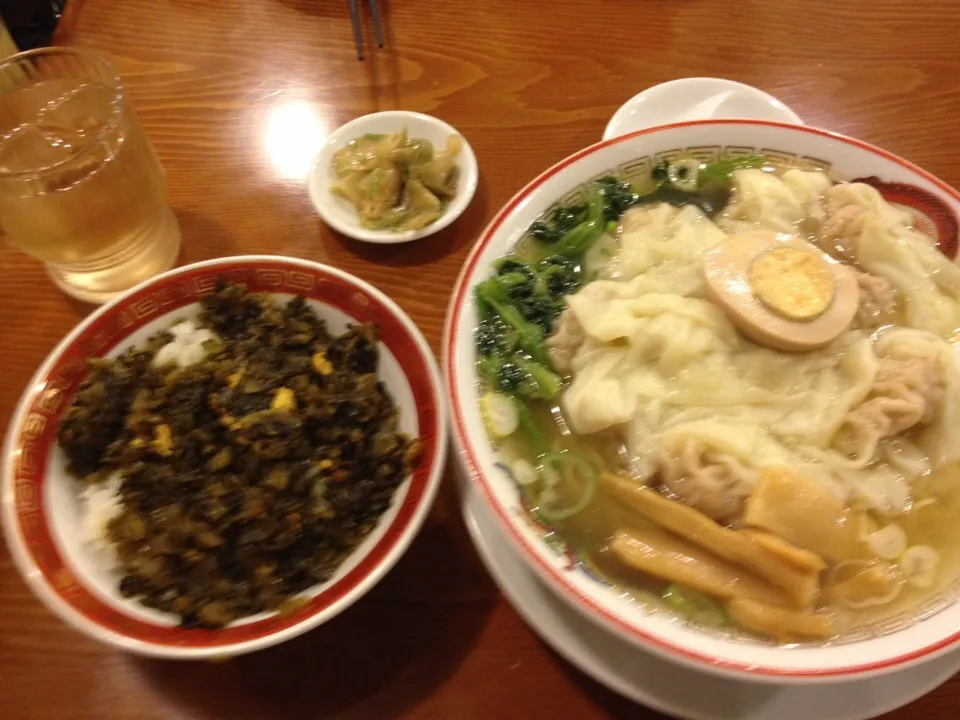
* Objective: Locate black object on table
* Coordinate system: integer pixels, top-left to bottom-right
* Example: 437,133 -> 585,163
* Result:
0,0 -> 65,51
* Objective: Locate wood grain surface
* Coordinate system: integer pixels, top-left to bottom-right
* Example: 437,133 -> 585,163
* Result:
2,1 -> 960,718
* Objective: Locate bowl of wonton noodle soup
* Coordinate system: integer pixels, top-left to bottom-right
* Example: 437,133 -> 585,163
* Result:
444,120 -> 960,682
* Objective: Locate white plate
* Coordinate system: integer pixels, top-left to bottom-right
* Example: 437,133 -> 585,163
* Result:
307,110 -> 478,244
459,473 -> 960,720
603,78 -> 803,140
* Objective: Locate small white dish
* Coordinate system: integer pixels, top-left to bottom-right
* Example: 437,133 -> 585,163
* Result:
308,111 -> 478,244
459,473 -> 960,719
603,78 -> 803,140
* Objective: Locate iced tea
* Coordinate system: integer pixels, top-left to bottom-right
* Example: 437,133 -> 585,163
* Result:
0,49 -> 180,302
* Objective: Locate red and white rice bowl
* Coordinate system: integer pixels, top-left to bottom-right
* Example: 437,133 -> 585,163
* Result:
2,256 -> 446,659
444,120 -> 960,682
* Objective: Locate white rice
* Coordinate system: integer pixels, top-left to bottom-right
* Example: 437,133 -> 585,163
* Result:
79,321 -> 218,557
153,320 -> 217,368
79,472 -> 124,558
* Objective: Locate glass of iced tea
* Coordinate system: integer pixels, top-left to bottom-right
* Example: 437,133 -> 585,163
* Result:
0,47 -> 180,303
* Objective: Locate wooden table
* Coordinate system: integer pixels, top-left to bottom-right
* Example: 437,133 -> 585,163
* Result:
2,1 -> 960,718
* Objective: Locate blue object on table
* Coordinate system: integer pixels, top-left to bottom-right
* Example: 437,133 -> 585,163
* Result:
348,0 -> 385,61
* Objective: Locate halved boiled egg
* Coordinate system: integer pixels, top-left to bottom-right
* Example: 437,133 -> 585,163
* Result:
703,230 -> 860,351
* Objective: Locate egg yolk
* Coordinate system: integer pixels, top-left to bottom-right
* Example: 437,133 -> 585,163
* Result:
748,247 -> 836,321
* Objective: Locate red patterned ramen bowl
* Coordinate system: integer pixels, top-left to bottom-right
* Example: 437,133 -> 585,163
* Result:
444,120 -> 960,683
2,256 -> 446,659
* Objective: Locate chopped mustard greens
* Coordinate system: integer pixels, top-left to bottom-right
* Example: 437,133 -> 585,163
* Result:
266,465 -> 290,490
54,282 -> 424,630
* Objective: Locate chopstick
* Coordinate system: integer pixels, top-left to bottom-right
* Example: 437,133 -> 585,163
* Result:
369,0 -> 385,49
348,0 -> 386,61
348,0 -> 365,60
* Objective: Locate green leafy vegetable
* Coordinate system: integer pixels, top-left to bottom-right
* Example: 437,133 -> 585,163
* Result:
519,295 -> 565,336
550,185 -> 605,257
495,257 -> 537,279
525,177 -> 642,261
475,268 -> 562,402
495,358 -> 527,391
652,160 -> 670,182
698,154 -> 765,185
474,251 -> 584,403
529,204 -> 588,244
642,155 -> 763,213
539,255 -> 582,297
595,176 -> 640,221
513,354 -> 562,399
476,278 -> 550,366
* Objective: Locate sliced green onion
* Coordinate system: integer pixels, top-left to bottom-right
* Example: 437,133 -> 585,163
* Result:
901,545 -> 940,589
511,458 -> 537,487
539,486 -> 559,506
481,392 -> 520,439
541,461 -> 561,488
662,584 -> 699,618
514,401 -> 552,458
866,524 -> 908,561
692,601 -> 728,628
535,451 -> 597,521
667,159 -> 700,192
662,584 -> 728,627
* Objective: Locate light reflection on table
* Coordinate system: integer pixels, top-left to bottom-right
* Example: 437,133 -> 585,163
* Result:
263,98 -> 328,181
